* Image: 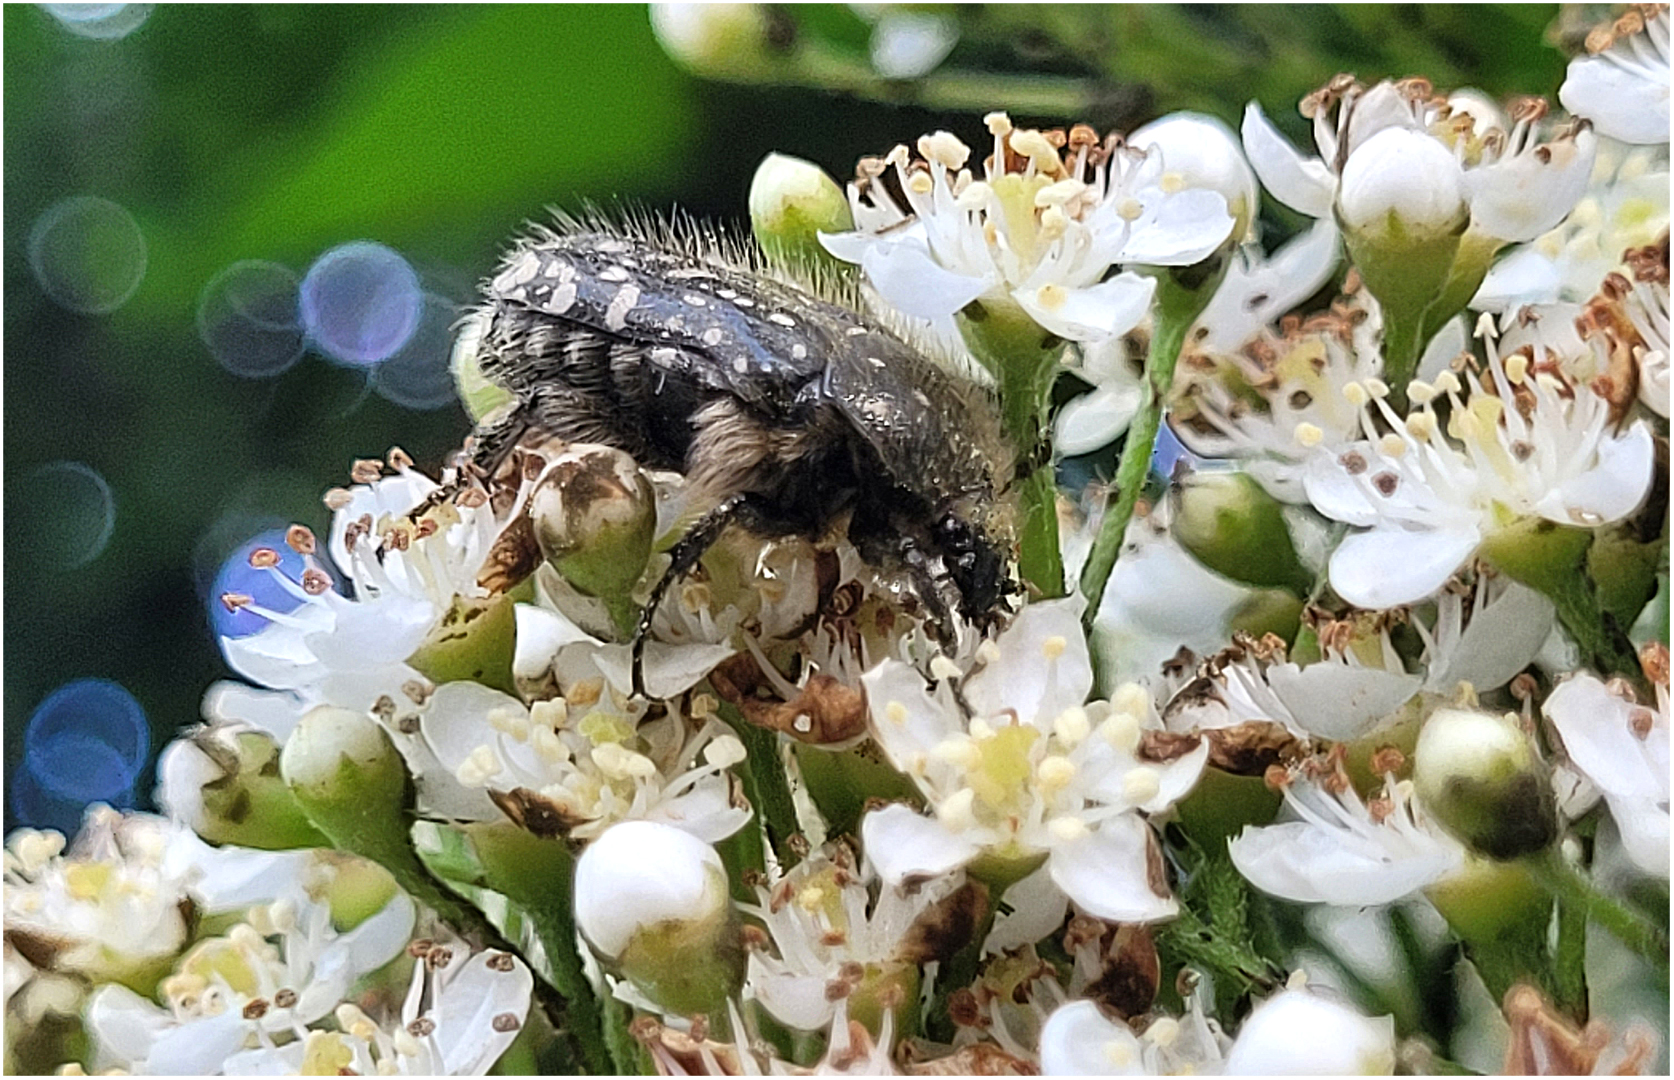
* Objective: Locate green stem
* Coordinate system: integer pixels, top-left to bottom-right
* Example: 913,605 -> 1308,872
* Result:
719,703 -> 802,870
1552,892 -> 1589,1023
466,826 -> 611,1075
604,993 -> 654,1075
1528,849 -> 1669,973
1079,293 -> 1195,629
1381,308 -> 1425,413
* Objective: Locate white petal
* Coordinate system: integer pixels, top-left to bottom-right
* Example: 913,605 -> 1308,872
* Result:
1418,314 -> 1471,382
513,602 -> 597,680
1119,189 -> 1237,266
145,1010 -> 253,1076
1301,449 -> 1382,527
983,864 -> 1070,954
1224,987 -> 1397,1075
1328,524 -> 1482,609
1472,248 -> 1563,312
432,951 -> 535,1074
1467,129 -> 1598,242
1561,50 -> 1673,145
1241,102 -> 1335,218
201,680 -> 308,741
336,893 -> 417,978
862,659 -> 963,768
1545,675 -> 1667,803
1533,421 -> 1655,525
1012,273 -> 1155,343
1268,663 -> 1423,743
859,239 -> 993,320
1610,794 -> 1671,877
646,776 -> 753,843
1048,815 -> 1176,923
750,965 -> 838,1031
964,597 -> 1092,723
860,803 -> 981,885
1039,1000 -> 1150,1075
1424,582 -> 1553,694
85,983 -> 170,1071
1229,819 -> 1458,907
1055,381 -> 1144,455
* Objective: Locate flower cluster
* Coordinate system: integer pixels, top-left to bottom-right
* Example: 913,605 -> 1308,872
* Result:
10,5 -> 1670,1076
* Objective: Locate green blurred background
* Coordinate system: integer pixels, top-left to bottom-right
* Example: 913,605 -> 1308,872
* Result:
3,3 -> 1572,830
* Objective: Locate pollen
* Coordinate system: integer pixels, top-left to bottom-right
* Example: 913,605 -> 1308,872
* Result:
937,787 -> 977,830
1100,712 -> 1141,755
1378,433 -> 1409,458
1405,411 -> 1439,440
955,180 -> 993,210
929,655 -> 962,682
1433,370 -> 1463,396
1122,767 -> 1161,804
456,745 -> 502,787
984,112 -> 1013,137
1035,283 -> 1068,311
1048,815 -> 1088,842
907,171 -> 935,196
1041,634 -> 1068,660
1111,682 -> 1150,719
933,737 -> 981,770
1117,196 -> 1144,221
885,701 -> 910,725
1343,381 -> 1370,407
1053,705 -> 1091,745
1159,171 -> 1185,194
1037,755 -> 1076,790
1294,422 -> 1325,447
1504,352 -> 1530,384
919,130 -> 971,170
1407,379 -> 1437,404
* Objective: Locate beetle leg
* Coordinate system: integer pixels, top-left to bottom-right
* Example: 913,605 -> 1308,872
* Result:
632,492 -> 752,699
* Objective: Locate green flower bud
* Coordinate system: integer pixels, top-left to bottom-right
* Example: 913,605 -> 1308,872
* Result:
280,706 -> 408,824
160,729 -> 328,850
450,309 -> 514,421
1173,471 -> 1311,594
529,445 -> 656,638
407,594 -> 518,696
574,821 -> 744,1021
750,153 -> 854,271
1413,707 -> 1556,860
649,3 -> 787,82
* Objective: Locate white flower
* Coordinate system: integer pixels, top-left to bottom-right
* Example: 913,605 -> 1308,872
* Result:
1244,78 -> 1597,245
414,680 -> 750,842
741,846 -> 954,1032
573,819 -> 730,962
216,458 -> 517,729
1560,7 -> 1671,146
3,810 -> 312,988
1053,335 -> 1145,456
221,944 -> 533,1076
1176,296 -> 1387,501
1474,143 -> 1669,312
1544,666 -> 1669,877
859,599 -> 1206,923
1221,981 -> 1397,1075
1229,758 -> 1464,907
820,115 -> 1233,341
1301,318 -> 1655,607
85,893 -> 415,1074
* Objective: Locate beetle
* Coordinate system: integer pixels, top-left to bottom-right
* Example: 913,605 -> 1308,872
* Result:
454,214 -> 1017,692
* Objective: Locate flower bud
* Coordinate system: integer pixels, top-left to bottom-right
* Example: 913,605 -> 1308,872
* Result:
529,445 -> 656,604
158,729 -> 327,850
1172,471 -> 1311,594
650,3 -> 785,82
1223,984 -> 1397,1074
1337,129 -> 1468,240
1129,112 -> 1258,245
750,153 -> 854,271
281,707 -> 407,813
574,820 -> 743,1018
407,594 -> 518,696
1413,707 -> 1556,860
449,309 -> 514,421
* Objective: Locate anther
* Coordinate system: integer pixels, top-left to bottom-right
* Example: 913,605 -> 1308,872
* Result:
300,568 -> 333,595
248,547 -> 281,569
350,459 -> 384,485
285,525 -> 317,555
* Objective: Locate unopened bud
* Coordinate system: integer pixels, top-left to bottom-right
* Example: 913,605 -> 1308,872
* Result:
158,729 -> 326,850
650,3 -> 786,82
1173,471 -> 1311,594
574,820 -> 744,1018
750,153 -> 855,271
1338,129 -> 1468,239
1413,707 -> 1556,860
449,309 -> 514,421
530,444 -> 656,602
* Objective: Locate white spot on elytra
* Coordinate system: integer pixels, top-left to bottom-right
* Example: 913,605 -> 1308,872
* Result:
549,282 -> 578,314
913,390 -> 931,406
769,312 -> 797,328
867,357 -> 886,369
605,284 -> 639,331
846,327 -> 867,337
731,296 -> 755,308
702,328 -> 724,346
791,344 -> 807,360
732,357 -> 748,373
716,288 -> 739,300
683,294 -> 707,307
598,265 -> 630,284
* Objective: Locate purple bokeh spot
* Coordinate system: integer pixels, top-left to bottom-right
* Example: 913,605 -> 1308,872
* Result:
299,241 -> 423,366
